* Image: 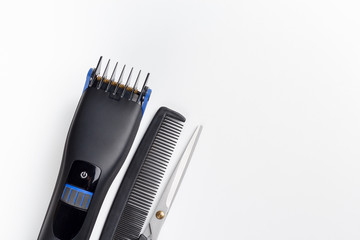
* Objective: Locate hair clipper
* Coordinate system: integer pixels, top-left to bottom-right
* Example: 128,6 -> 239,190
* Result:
38,57 -> 152,240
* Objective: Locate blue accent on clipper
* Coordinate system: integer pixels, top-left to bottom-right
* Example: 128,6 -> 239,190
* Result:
74,192 -> 79,204
80,194 -> 86,207
67,189 -> 73,202
83,68 -> 93,93
86,195 -> 92,208
61,184 -> 94,210
142,88 -> 152,114
64,184 -> 94,196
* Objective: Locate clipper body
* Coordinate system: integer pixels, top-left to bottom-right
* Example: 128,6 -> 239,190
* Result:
38,57 -> 151,240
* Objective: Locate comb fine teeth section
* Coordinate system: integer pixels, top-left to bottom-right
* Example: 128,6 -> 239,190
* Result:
89,56 -> 150,103
113,115 -> 184,240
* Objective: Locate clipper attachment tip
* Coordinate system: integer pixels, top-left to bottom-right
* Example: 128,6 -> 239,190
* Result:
88,57 -> 150,103
121,67 -> 133,98
105,62 -> 118,92
130,70 -> 141,100
97,59 -> 110,90
89,56 -> 103,87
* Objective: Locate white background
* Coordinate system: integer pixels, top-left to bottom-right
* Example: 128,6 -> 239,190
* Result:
0,0 -> 360,239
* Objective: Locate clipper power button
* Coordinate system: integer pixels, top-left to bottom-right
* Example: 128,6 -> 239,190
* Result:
80,171 -> 88,179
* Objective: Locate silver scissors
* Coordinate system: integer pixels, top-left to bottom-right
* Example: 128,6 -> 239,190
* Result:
139,125 -> 203,240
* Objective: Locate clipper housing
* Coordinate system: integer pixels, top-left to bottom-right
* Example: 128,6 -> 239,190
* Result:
38,57 -> 151,240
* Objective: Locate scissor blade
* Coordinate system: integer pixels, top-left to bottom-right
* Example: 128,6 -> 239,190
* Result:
143,125 -> 202,240
165,125 -> 202,208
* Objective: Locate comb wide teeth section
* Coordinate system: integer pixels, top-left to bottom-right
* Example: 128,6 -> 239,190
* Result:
89,56 -> 150,102
113,116 -> 184,240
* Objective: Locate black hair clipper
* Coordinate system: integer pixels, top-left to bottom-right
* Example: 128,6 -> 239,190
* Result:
38,57 -> 152,240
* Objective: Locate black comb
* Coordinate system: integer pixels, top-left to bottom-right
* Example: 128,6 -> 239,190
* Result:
100,107 -> 185,240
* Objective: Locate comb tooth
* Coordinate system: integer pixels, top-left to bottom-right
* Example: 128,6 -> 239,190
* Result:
162,123 -> 183,134
158,128 -> 180,140
135,175 -> 160,189
130,194 -> 157,206
161,124 -> 182,135
98,59 -> 110,89
160,128 -> 181,139
146,156 -> 168,168
156,133 -> 177,145
149,145 -> 172,160
113,64 -> 126,95
89,56 -> 103,87
147,151 -> 169,163
106,62 -> 118,92
141,168 -> 165,181
148,148 -> 170,161
152,141 -> 174,155
133,182 -> 160,195
137,172 -> 162,185
153,138 -> 175,152
131,191 -> 155,205
141,163 -> 166,178
121,67 -> 133,98
129,70 -> 141,100
164,116 -> 184,128
137,73 -> 150,103
141,162 -> 165,176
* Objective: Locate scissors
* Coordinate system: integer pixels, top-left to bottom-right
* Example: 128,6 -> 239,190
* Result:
139,125 -> 203,240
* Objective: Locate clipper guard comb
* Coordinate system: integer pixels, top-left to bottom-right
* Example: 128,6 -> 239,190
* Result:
38,57 -> 152,240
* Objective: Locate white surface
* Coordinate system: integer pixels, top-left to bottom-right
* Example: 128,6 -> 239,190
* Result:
0,0 -> 360,239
